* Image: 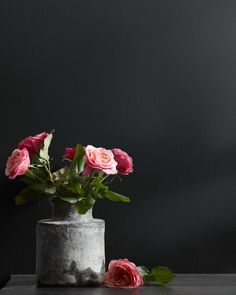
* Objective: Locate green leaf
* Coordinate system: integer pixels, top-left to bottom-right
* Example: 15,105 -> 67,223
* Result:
96,182 -> 108,192
28,167 -> 48,181
44,186 -> 56,195
58,195 -> 78,204
20,175 -> 35,185
137,266 -> 157,284
53,167 -> 66,181
138,266 -> 150,278
76,197 -> 95,214
71,182 -> 83,195
15,195 -> 28,206
70,144 -> 85,175
15,186 -> 46,206
92,181 -> 108,199
28,183 -> 48,191
39,133 -> 53,161
105,190 -> 130,203
151,267 -> 175,285
95,193 -> 105,199
26,183 -> 56,195
97,171 -> 104,181
78,157 -> 86,175
67,175 -> 84,195
15,183 -> 56,207
56,185 -> 80,202
143,274 -> 156,284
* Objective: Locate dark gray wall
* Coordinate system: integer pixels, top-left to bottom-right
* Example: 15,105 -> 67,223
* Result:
0,0 -> 236,274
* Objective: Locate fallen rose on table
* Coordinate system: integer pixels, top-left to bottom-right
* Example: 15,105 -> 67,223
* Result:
103,259 -> 175,288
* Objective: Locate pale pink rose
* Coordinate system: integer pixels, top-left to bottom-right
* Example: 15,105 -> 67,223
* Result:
103,259 -> 144,288
112,148 -> 133,175
5,148 -> 30,180
63,147 -> 76,160
18,132 -> 48,155
83,145 -> 117,175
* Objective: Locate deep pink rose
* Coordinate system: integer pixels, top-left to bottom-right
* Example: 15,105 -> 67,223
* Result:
83,145 -> 117,175
103,259 -> 144,288
63,147 -> 76,160
5,148 -> 30,180
112,148 -> 133,175
18,132 -> 48,155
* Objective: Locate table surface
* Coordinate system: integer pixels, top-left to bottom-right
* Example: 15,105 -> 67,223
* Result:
1,274 -> 236,295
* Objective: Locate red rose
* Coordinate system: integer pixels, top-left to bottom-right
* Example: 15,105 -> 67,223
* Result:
112,149 -> 133,175
18,132 -> 48,155
5,148 -> 30,179
103,259 -> 143,288
63,147 -> 76,160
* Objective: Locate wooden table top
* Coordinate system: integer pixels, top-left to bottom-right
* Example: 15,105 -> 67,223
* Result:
2,274 -> 236,294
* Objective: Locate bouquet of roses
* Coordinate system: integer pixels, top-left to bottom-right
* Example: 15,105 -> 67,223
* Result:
6,131 -> 175,288
5,130 -> 133,212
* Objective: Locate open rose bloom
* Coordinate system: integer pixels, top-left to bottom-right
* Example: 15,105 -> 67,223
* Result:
83,145 -> 117,175
5,148 -> 30,180
112,148 -> 133,175
103,259 -> 144,288
18,132 -> 48,155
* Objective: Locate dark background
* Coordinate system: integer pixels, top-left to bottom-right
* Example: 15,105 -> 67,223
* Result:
0,0 -> 236,274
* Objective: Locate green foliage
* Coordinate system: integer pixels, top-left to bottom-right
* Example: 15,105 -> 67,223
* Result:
105,190 -> 130,203
52,167 -> 66,181
44,186 -> 56,194
56,185 -> 79,201
151,267 -> 175,285
15,186 -> 47,205
58,195 -> 78,204
15,195 -> 28,206
69,176 -> 84,195
71,181 -> 83,195
137,266 -> 150,278
92,181 -> 108,199
69,144 -> 85,175
21,175 -> 35,185
138,265 -> 175,285
13,133 -> 132,214
76,197 -> 95,214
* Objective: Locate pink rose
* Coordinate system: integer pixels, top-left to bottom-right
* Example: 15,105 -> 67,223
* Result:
18,132 -> 48,155
103,259 -> 144,288
5,148 -> 30,180
63,147 -> 76,160
83,145 -> 117,175
112,148 -> 133,175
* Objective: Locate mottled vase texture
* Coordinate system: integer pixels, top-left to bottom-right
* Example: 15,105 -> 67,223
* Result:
36,199 -> 105,286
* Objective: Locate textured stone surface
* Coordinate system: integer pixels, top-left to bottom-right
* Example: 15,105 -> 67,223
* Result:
36,218 -> 105,286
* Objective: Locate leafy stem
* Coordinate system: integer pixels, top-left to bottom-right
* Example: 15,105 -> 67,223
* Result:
84,170 -> 96,193
138,266 -> 175,285
45,160 -> 54,184
101,174 -> 109,182
26,169 -> 49,187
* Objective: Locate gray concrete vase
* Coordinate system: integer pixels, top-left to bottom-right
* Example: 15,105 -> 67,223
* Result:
36,198 -> 105,286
